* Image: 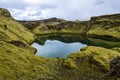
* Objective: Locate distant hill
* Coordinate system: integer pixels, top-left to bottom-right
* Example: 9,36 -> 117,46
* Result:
18,13 -> 120,42
18,17 -> 65,30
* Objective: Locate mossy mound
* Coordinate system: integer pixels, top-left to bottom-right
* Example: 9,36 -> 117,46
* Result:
0,41 -> 58,79
91,13 -> 120,21
0,8 -> 59,80
108,56 -> 120,79
0,18 -> 34,44
68,46 -> 120,72
87,20 -> 120,41
0,10 -> 35,44
0,8 -> 57,79
55,46 -> 120,80
0,8 -> 12,18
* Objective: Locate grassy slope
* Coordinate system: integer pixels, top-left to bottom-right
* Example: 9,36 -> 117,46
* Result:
0,41 -> 59,80
0,8 -> 36,53
0,17 -> 34,44
87,21 -> 120,40
0,8 -> 57,80
32,21 -> 87,35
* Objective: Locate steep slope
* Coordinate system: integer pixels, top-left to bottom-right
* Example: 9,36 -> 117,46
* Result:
87,14 -> 120,41
0,8 -> 35,44
0,8 -> 36,55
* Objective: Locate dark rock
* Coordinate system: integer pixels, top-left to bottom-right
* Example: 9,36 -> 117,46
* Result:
0,8 -> 12,17
9,40 -> 27,48
109,56 -> 120,79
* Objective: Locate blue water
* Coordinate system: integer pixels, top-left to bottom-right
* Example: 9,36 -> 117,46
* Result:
32,40 -> 87,58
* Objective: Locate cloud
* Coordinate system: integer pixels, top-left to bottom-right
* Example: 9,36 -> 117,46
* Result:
0,0 -> 120,20
10,7 -> 42,20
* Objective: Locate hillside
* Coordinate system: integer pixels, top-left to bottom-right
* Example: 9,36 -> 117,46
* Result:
19,13 -> 120,42
0,8 -> 120,80
18,14 -> 120,49
18,17 -> 65,30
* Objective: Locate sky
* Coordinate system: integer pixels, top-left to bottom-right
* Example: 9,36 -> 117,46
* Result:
0,0 -> 120,20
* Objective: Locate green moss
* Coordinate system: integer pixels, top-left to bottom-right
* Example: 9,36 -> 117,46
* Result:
63,59 -> 77,69
0,41 -> 58,79
91,13 -> 120,22
112,47 -> 120,52
0,8 -> 12,18
0,16 -> 35,44
68,46 -> 120,71
87,22 -> 120,40
80,46 -> 88,51
56,46 -> 120,80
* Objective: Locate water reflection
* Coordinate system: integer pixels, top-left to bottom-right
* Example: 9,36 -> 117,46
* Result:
32,40 -> 87,58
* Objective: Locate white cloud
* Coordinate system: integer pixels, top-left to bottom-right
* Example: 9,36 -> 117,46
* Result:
22,0 -> 58,5
0,0 -> 120,20
10,7 -> 42,20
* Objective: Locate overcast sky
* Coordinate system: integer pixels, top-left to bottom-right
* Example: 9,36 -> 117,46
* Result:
0,0 -> 120,20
